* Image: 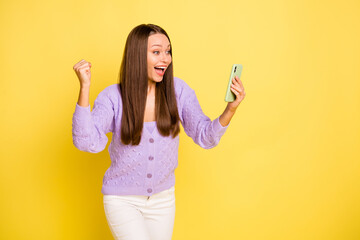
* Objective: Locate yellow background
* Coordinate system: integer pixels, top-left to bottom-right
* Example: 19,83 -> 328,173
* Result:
1,0 -> 359,239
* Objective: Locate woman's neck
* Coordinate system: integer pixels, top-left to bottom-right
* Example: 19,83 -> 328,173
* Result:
147,80 -> 156,98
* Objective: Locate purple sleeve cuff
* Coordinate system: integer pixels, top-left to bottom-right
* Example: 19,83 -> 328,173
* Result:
74,103 -> 91,116
213,116 -> 229,136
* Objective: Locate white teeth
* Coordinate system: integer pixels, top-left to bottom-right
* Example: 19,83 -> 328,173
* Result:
155,66 -> 166,69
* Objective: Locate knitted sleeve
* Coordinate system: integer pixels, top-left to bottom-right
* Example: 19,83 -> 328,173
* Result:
180,83 -> 229,149
72,87 -> 115,153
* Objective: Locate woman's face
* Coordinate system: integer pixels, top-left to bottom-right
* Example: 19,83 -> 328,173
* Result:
147,33 -> 172,84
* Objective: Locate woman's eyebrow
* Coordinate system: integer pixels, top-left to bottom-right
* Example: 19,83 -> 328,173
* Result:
151,44 -> 171,47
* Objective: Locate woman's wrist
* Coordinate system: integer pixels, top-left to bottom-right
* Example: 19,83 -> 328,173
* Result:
80,83 -> 91,90
219,105 -> 237,127
225,104 -> 237,113
77,85 -> 90,107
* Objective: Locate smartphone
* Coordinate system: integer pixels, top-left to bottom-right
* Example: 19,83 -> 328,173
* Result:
225,64 -> 243,102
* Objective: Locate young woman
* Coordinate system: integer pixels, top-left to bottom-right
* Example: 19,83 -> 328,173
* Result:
72,23 -> 245,240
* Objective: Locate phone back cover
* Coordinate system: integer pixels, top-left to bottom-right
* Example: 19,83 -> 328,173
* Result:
225,64 -> 243,102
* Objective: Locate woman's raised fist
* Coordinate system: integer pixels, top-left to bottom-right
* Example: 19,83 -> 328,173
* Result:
73,59 -> 92,87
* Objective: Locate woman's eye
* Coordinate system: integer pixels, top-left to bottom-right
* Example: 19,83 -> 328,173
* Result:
152,50 -> 171,55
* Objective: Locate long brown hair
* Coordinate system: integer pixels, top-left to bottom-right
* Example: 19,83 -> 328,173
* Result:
118,24 -> 180,145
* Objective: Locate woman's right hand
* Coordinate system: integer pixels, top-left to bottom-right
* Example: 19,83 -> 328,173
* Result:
73,59 -> 92,88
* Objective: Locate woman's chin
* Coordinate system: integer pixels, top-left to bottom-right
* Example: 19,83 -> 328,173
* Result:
149,77 -> 163,84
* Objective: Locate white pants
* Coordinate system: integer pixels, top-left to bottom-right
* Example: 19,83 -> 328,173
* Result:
103,186 -> 176,240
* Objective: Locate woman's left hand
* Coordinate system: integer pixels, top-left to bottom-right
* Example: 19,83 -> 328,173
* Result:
227,76 -> 246,111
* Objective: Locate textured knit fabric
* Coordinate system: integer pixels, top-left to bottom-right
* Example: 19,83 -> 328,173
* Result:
72,77 -> 229,196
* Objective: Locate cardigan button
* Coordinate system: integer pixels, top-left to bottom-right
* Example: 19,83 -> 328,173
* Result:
148,156 -> 154,161
149,138 -> 154,143
147,188 -> 153,193
147,173 -> 152,178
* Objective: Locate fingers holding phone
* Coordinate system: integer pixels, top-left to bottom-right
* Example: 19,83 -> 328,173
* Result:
225,64 -> 245,111
225,64 -> 244,102
230,76 -> 245,101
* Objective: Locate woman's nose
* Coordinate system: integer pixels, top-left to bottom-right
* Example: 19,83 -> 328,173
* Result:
160,52 -> 170,62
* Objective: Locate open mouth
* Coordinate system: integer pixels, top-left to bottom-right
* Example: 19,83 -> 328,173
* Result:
154,66 -> 166,76
154,66 -> 166,71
